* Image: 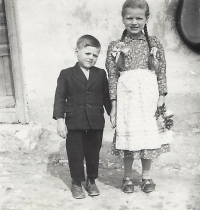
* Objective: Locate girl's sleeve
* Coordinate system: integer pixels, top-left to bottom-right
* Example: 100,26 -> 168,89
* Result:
154,37 -> 168,96
105,41 -> 120,100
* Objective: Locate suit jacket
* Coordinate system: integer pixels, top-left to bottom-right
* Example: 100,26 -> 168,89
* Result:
53,63 -> 111,130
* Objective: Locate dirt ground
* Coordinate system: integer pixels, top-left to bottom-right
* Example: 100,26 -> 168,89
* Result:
1,124 -> 200,210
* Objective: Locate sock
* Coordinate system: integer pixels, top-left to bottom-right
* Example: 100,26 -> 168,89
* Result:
142,169 -> 151,180
123,157 -> 134,179
123,177 -> 133,185
141,158 -> 152,180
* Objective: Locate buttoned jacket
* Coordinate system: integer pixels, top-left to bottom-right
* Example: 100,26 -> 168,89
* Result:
53,63 -> 111,130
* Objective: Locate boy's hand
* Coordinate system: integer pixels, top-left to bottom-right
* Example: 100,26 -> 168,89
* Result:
57,118 -> 67,139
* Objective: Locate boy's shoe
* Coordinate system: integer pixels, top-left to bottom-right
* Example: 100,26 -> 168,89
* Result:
86,178 -> 100,196
141,179 -> 156,193
122,177 -> 134,193
71,179 -> 85,199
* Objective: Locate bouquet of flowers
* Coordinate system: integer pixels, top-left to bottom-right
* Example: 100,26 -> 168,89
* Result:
155,103 -> 174,131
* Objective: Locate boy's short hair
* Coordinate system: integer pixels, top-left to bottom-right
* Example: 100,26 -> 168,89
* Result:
76,35 -> 101,49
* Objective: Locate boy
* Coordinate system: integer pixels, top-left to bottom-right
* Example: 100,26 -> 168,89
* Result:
53,35 -> 111,199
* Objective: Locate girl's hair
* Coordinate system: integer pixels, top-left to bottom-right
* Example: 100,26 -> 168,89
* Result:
121,0 -> 150,18
121,0 -> 151,51
77,35 -> 101,49
120,0 -> 156,70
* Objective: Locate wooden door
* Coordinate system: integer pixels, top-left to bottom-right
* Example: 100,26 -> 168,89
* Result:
0,0 -> 16,123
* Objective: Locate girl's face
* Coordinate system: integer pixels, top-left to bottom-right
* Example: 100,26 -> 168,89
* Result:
122,7 -> 148,37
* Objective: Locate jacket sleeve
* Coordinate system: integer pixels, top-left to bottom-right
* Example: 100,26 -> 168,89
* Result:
102,70 -> 111,116
105,41 -> 120,100
153,37 -> 168,96
53,70 -> 67,120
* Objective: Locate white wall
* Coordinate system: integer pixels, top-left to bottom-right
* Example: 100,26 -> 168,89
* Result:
15,0 -> 200,131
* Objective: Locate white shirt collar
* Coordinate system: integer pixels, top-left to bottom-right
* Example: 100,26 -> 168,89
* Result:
80,67 -> 90,80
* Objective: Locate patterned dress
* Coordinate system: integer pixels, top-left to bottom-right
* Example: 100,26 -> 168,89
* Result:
105,32 -> 171,159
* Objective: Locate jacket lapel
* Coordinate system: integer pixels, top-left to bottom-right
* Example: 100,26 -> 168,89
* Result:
72,63 -> 87,85
87,67 -> 100,89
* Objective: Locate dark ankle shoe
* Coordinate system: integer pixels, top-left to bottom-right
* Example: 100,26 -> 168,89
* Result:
122,177 -> 134,193
86,178 -> 100,196
141,179 -> 156,193
71,179 -> 85,199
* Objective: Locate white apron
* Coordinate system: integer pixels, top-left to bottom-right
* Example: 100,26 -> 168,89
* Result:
116,69 -> 172,151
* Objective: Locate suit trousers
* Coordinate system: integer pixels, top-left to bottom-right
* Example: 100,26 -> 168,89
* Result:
66,129 -> 103,181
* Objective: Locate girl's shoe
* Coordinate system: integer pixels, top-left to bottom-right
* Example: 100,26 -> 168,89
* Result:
141,179 -> 156,193
121,177 -> 134,193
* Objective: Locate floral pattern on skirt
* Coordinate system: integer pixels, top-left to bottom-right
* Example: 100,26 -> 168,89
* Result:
111,131 -> 170,159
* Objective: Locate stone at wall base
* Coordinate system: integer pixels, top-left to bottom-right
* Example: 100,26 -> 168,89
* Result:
15,123 -> 44,151
0,123 -> 44,153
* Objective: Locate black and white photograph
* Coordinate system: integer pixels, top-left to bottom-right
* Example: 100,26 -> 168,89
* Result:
0,0 -> 200,209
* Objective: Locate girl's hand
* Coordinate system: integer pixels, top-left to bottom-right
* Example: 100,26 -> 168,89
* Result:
57,118 -> 67,139
157,116 -> 165,130
157,95 -> 165,107
110,100 -> 117,128
110,108 -> 116,128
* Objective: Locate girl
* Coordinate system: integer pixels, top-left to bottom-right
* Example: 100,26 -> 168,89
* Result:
106,0 -> 172,193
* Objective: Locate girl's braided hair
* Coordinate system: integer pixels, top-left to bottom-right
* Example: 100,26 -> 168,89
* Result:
144,24 -> 152,53
120,0 -> 157,70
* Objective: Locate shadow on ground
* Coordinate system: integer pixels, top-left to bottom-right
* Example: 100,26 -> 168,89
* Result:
47,141 -> 72,190
47,139 -> 142,192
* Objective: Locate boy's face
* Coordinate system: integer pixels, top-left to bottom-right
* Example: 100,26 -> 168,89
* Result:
75,46 -> 100,69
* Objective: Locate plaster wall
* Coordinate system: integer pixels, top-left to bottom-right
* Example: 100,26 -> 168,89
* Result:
14,0 -> 200,132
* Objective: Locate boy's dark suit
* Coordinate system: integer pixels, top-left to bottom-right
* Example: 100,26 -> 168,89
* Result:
53,62 -> 111,181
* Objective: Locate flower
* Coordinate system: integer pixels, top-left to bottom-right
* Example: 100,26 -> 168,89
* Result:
118,42 -> 126,48
111,42 -> 131,62
111,46 -> 121,58
164,109 -> 174,118
165,117 -> 174,130
150,47 -> 158,57
121,47 -> 131,55
155,104 -> 174,131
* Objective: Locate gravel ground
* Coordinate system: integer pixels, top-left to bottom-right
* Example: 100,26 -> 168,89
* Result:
0,124 -> 200,210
